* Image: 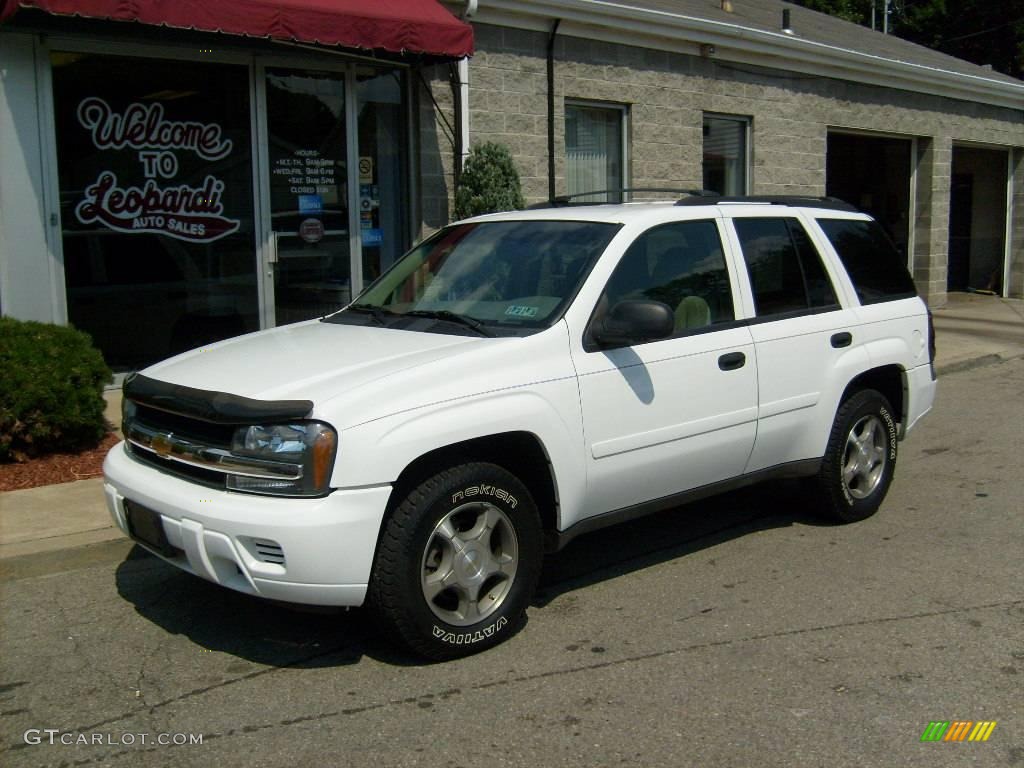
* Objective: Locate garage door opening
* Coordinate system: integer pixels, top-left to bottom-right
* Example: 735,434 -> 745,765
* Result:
826,133 -> 912,258
948,147 -> 1008,294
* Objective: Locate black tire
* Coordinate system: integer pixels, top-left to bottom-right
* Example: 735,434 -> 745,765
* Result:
814,389 -> 899,523
368,462 -> 543,660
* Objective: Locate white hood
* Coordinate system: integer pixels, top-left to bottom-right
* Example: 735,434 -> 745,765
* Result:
143,320 -> 492,408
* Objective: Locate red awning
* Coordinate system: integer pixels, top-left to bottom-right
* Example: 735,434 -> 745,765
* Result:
0,0 -> 474,59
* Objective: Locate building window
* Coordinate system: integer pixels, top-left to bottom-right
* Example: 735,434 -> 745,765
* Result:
566,102 -> 627,202
703,115 -> 749,196
51,52 -> 258,372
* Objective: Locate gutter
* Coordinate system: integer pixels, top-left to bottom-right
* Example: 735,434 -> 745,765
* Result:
474,0 -> 1024,111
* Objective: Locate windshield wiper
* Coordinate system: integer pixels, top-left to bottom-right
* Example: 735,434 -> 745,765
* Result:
403,310 -> 495,337
345,303 -> 399,326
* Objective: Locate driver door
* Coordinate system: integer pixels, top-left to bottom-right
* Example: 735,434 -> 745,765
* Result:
571,218 -> 758,516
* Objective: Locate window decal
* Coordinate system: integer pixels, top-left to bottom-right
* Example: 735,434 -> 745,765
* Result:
72,97 -> 240,243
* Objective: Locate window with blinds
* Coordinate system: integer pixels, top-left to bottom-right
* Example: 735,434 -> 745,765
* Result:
565,103 -> 626,203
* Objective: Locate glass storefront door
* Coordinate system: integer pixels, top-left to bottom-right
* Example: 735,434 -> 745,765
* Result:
262,65 -> 408,325
264,68 -> 352,325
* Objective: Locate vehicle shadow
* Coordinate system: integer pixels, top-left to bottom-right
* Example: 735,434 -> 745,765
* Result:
113,481 -> 830,667
533,480 -> 830,607
114,548 -> 381,667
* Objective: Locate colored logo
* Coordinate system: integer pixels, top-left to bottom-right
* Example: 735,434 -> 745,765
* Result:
920,721 -> 997,742
298,194 -> 323,215
150,434 -> 174,458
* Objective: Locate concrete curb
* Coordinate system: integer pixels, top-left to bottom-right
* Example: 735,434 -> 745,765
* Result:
935,352 -> 1024,377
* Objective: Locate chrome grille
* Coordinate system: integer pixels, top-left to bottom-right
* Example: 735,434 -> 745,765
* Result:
124,404 -> 302,487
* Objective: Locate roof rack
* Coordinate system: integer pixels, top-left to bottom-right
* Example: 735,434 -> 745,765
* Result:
528,188 -> 719,209
675,195 -> 860,212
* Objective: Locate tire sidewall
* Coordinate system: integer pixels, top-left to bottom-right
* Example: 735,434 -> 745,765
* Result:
389,464 -> 542,658
830,390 -> 898,520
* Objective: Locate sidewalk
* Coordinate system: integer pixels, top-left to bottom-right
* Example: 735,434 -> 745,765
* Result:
1,292 -> 1022,561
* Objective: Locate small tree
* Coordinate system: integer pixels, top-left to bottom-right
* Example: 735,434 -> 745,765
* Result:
453,142 -> 525,220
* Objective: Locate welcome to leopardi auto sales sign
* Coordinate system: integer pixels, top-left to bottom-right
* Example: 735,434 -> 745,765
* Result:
73,97 -> 241,243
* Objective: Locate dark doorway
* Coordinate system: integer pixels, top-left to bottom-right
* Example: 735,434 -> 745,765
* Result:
826,133 -> 912,258
947,147 -> 1008,294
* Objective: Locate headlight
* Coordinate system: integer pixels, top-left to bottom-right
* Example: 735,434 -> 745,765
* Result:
122,399 -> 137,438
227,422 -> 337,497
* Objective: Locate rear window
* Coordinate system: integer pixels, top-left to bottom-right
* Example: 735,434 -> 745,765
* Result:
817,218 -> 917,304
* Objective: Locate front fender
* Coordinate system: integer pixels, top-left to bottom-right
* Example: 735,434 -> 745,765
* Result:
329,380 -> 586,531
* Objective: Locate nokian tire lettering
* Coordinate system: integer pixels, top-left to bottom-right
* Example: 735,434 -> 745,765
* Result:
368,463 -> 542,660
451,485 -> 518,508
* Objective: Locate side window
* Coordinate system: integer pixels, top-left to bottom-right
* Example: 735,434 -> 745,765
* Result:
733,218 -> 838,317
599,220 -> 735,336
817,218 -> 918,304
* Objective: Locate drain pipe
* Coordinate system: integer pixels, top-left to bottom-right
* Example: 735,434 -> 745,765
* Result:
449,60 -> 469,185
451,0 -> 478,185
458,58 -> 470,170
547,18 -> 561,202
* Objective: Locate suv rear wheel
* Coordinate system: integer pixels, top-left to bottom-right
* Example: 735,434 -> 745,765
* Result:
814,389 -> 898,523
368,462 -> 543,660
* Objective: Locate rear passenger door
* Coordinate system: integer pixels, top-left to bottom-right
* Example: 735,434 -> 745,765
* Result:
724,213 -> 868,473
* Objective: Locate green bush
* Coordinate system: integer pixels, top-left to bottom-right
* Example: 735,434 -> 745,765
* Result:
453,141 -> 525,220
0,318 -> 112,462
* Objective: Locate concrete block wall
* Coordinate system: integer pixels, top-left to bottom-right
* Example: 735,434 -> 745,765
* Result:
418,22 -> 1024,304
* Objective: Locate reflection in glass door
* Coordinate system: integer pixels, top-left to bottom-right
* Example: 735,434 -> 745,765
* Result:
264,68 -> 351,325
357,67 -> 408,285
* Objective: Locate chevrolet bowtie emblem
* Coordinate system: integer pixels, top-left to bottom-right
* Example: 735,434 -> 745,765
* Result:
151,433 -> 174,458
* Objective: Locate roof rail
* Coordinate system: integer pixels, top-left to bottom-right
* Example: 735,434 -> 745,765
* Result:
675,195 -> 859,212
528,188 -> 719,209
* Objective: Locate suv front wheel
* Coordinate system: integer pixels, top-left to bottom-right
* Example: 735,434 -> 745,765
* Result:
368,462 -> 543,660
815,389 -> 899,523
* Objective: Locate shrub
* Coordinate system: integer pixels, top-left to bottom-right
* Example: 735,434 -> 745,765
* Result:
453,141 -> 525,220
0,318 -> 112,462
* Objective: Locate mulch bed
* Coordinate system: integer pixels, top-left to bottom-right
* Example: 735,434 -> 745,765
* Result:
0,432 -> 121,492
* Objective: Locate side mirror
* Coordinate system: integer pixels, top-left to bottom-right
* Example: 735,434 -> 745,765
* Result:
592,299 -> 675,348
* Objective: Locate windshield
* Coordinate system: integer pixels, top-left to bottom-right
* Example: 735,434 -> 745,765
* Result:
331,220 -> 620,334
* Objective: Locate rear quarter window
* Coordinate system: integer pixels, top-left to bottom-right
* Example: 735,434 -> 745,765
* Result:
817,218 -> 918,304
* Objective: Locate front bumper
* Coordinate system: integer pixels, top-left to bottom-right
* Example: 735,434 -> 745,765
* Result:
103,442 -> 392,606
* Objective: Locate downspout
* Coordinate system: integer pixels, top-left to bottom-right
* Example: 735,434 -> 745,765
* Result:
458,58 -> 470,171
453,0 -> 478,186
547,19 -> 561,202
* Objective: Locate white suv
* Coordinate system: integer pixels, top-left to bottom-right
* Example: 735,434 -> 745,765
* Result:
103,195 -> 936,659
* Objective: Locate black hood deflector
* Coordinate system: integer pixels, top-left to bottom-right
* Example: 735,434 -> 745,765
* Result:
123,373 -> 314,424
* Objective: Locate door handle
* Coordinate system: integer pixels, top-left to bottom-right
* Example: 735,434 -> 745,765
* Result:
831,332 -> 853,348
267,232 -> 280,264
718,352 -> 746,371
